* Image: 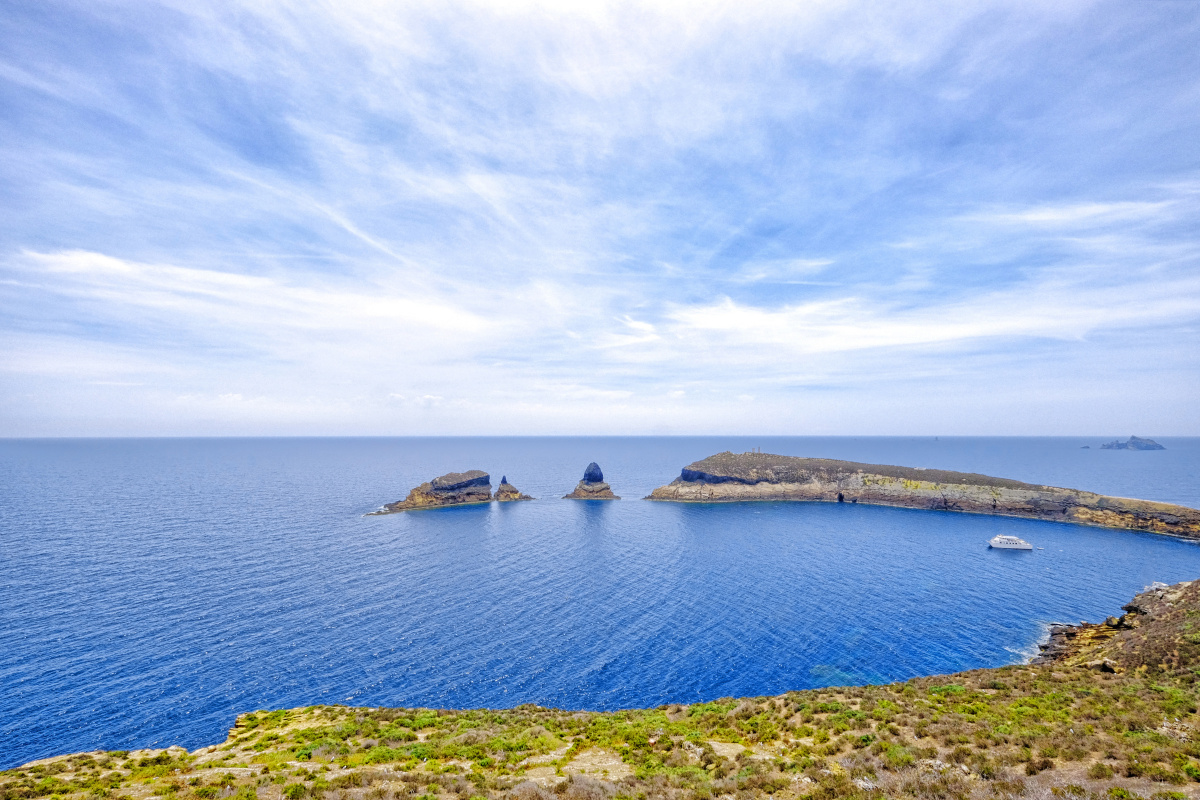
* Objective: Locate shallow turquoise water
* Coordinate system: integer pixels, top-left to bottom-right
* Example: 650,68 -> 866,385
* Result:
1,436 -> 1198,768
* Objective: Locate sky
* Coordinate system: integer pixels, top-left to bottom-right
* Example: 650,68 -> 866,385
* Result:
1,0 -> 1199,436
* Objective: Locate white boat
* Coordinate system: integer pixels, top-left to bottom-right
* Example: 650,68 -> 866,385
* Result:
989,535 -> 1033,550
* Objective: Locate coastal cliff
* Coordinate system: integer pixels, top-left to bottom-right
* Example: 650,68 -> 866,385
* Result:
647,451 -> 1200,537
1034,579 -> 1200,672
370,470 -> 493,513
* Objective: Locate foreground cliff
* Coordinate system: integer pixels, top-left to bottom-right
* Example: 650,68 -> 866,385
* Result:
10,579 -> 1200,800
647,451 -> 1200,537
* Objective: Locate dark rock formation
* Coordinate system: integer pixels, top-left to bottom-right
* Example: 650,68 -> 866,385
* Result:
495,476 -> 533,502
432,470 -> 492,491
370,470 -> 492,513
1101,436 -> 1166,450
564,463 -> 619,500
647,451 -> 1200,537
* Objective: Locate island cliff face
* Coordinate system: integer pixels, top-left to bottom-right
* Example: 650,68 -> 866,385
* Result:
647,451 -> 1200,537
371,470 -> 493,513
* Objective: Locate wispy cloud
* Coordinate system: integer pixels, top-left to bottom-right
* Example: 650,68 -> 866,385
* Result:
1,0 -> 1198,434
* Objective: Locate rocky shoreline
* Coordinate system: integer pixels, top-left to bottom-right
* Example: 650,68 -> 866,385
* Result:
1032,579 -> 1199,672
646,451 -> 1200,537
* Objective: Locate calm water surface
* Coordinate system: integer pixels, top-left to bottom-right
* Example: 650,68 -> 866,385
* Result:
2,436 -> 1199,768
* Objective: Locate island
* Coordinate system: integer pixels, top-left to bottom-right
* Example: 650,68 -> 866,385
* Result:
494,475 -> 533,502
1101,435 -> 1166,450
563,462 -> 619,499
369,470 -> 495,513
368,470 -> 535,513
647,451 -> 1200,537
13,579 -> 1200,800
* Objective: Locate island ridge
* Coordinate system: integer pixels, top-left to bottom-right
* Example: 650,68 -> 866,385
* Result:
647,451 -> 1200,537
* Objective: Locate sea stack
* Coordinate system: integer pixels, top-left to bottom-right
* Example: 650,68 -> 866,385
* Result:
563,462 -> 619,499
646,451 -> 1200,537
370,470 -> 492,513
494,475 -> 533,502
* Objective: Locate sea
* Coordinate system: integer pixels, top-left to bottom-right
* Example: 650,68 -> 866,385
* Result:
2,436 -> 1199,769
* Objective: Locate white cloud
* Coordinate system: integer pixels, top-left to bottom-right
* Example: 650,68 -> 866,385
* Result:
2,0 -> 1199,434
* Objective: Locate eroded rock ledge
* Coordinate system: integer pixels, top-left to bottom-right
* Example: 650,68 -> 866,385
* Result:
646,451 -> 1200,536
1033,579 -> 1198,672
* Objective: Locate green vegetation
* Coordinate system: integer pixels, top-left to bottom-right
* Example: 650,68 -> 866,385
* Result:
5,666 -> 1200,800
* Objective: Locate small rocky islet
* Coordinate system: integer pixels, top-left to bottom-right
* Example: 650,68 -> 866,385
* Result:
563,462 -> 619,500
369,461 -> 622,513
368,470 -> 532,514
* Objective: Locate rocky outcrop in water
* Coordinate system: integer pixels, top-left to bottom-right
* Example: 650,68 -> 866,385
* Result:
495,476 -> 533,502
1033,580 -> 1198,672
564,462 -> 619,499
1101,436 -> 1166,450
646,451 -> 1200,537
370,470 -> 493,513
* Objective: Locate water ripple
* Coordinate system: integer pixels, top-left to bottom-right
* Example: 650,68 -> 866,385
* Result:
2,436 -> 1199,768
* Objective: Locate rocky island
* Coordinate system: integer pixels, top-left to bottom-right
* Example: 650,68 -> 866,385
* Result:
14,578 -> 1200,800
563,462 -> 619,499
368,471 -> 535,513
1101,436 -> 1166,450
369,470 -> 494,514
647,451 -> 1200,537
495,476 -> 533,502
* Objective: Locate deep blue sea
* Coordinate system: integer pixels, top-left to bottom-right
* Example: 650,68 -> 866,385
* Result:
3,436 -> 1200,769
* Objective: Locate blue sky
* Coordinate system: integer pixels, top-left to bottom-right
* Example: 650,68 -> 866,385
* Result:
1,0 -> 1198,435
